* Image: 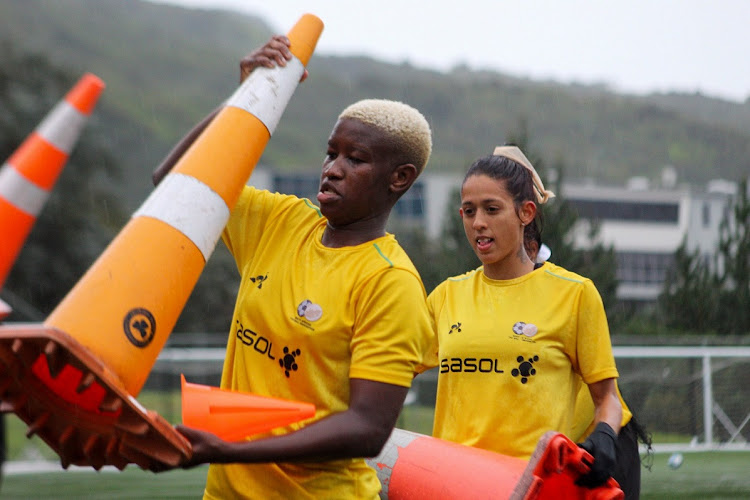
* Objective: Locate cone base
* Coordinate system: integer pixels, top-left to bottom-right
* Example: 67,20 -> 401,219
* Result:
511,431 -> 624,500
0,324 -> 191,471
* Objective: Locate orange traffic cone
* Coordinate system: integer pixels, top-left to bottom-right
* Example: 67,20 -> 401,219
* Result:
45,13 -> 324,396
0,14 -> 323,472
0,73 -> 105,290
367,429 -> 623,500
181,375 -> 315,442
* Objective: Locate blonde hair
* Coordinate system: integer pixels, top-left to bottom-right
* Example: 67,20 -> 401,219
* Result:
338,99 -> 432,174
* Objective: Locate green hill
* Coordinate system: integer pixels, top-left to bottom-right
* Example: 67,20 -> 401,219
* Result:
1,0 -> 749,214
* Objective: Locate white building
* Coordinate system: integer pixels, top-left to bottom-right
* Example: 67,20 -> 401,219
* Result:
248,166 -> 737,305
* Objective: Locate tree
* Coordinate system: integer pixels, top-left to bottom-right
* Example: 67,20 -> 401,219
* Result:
716,177 -> 750,334
658,177 -> 750,335
658,239 -> 720,333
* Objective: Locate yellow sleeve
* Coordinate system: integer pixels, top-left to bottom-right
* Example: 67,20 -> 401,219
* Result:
349,268 -> 433,387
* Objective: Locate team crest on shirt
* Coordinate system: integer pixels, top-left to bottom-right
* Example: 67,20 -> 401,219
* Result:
511,321 -> 538,342
292,299 -> 323,331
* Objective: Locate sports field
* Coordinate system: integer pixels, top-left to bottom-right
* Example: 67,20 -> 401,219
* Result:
3,400 -> 749,499
2,450 -> 750,499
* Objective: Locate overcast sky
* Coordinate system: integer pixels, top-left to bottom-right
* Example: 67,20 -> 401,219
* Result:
151,0 -> 749,103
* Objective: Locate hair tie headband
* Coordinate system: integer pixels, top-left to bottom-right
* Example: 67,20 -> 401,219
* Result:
492,146 -> 555,204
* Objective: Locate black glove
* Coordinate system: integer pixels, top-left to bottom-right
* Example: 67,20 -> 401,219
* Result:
576,422 -> 617,488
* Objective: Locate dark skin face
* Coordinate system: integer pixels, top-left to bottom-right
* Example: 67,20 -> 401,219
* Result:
317,117 -> 417,247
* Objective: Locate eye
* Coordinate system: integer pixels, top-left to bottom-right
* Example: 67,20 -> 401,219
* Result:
462,207 -> 475,217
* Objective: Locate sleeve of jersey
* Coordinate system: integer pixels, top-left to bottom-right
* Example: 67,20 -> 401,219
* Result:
349,269 -> 433,388
221,186 -> 283,268
414,285 -> 442,373
575,280 -> 619,385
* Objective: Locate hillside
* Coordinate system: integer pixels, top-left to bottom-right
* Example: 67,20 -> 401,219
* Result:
1,0 -> 749,216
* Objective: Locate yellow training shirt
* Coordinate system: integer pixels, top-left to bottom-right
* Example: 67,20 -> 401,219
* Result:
424,262 -> 619,459
204,187 -> 432,500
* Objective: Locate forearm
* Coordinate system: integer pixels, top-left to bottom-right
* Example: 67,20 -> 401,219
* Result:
219,411 -> 389,463
152,106 -> 221,186
589,378 -> 622,434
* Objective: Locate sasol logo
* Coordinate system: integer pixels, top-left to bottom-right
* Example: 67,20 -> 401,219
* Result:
440,357 -> 504,374
235,320 -> 304,377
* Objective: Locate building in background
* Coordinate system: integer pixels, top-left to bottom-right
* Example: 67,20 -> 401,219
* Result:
249,167 -> 737,307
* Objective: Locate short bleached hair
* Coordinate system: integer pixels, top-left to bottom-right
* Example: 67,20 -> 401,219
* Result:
338,99 -> 432,175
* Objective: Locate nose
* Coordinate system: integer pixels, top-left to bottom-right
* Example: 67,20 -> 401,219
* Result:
472,211 -> 487,230
322,157 -> 344,179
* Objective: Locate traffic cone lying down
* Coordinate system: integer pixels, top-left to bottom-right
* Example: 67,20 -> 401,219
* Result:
367,428 -> 623,500
0,13 -> 323,472
181,375 -> 316,441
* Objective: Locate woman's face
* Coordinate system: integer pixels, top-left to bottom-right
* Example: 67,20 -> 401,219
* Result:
460,174 -> 534,278
317,117 -> 394,228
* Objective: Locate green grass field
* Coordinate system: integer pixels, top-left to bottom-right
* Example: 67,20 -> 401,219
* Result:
3,398 -> 750,499
3,451 -> 749,499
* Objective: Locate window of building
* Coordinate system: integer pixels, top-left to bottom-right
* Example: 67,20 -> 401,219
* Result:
393,182 -> 425,219
272,174 -> 320,201
616,252 -> 675,285
702,202 -> 711,227
571,199 -> 679,223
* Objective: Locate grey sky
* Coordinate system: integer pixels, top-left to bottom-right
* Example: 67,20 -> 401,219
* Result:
152,0 -> 749,103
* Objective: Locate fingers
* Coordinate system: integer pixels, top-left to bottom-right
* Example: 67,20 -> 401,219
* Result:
239,35 -> 293,81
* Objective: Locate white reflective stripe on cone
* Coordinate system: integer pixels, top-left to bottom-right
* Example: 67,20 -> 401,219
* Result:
132,172 -> 230,262
225,56 -> 305,135
0,164 -> 49,216
36,100 -> 88,154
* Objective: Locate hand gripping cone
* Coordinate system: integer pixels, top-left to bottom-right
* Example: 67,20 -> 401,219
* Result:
366,429 -> 623,500
0,73 -> 105,291
181,375 -> 316,442
0,13 -> 324,472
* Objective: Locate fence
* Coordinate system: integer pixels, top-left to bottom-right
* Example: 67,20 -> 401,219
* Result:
149,344 -> 750,453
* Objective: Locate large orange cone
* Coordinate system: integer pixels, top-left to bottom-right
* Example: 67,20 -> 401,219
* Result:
367,428 -> 623,499
0,73 -> 105,290
181,375 -> 315,441
0,14 -> 323,472
44,13 -> 324,396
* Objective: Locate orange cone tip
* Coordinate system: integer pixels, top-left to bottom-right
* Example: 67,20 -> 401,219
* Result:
181,375 -> 316,442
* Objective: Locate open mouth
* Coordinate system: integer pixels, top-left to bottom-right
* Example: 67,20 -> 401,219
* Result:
317,183 -> 340,204
475,236 -> 494,252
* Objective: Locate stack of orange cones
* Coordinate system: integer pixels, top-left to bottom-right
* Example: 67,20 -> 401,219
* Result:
0,73 -> 105,293
181,375 -> 315,441
0,14 -> 323,472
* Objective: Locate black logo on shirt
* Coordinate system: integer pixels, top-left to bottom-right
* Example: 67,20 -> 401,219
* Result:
511,355 -> 539,384
279,347 -> 301,378
448,322 -> 462,334
250,273 -> 268,289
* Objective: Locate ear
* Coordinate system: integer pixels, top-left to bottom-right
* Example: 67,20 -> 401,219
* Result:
389,163 -> 418,195
519,200 -> 537,226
